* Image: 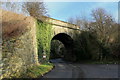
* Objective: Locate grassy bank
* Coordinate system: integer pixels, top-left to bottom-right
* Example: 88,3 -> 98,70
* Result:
23,63 -> 53,78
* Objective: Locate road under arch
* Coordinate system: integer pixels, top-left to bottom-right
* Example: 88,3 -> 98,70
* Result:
50,33 -> 76,61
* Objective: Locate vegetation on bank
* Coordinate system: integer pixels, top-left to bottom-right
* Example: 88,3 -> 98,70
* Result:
68,8 -> 120,63
36,20 -> 53,63
1,2 -> 54,79
22,63 -> 53,78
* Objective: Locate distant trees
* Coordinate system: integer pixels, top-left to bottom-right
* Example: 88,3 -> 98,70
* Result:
0,2 -> 22,13
68,8 -> 119,61
90,8 -> 119,60
91,8 -> 115,44
67,16 -> 88,30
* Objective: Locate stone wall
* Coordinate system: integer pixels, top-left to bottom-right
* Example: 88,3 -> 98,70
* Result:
1,9 -> 38,79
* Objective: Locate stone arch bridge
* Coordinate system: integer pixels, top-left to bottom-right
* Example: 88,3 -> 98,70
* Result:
1,9 -> 80,78
41,16 -> 80,61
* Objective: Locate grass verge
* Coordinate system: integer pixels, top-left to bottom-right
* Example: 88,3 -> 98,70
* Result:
23,63 -> 53,78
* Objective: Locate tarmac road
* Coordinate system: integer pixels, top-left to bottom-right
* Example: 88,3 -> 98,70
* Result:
41,58 -> 119,79
75,64 -> 119,78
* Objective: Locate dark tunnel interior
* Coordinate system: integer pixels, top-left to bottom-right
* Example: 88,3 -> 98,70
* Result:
50,33 -> 76,62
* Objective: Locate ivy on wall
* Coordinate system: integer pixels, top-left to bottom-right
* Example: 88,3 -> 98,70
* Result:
36,20 -> 53,62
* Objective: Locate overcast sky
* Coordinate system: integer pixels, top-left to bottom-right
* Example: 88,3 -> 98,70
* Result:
45,2 -> 118,22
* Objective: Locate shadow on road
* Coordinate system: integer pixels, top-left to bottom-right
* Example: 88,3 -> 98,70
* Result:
42,58 -> 119,79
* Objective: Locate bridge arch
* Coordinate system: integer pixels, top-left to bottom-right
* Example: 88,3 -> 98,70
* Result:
50,33 -> 76,61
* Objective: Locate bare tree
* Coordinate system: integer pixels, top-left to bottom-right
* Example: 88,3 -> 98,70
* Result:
89,8 -> 118,60
67,8 -> 118,60
0,2 -> 22,13
68,8 -> 116,44
91,8 -> 115,44
22,2 -> 47,20
1,1 -> 47,19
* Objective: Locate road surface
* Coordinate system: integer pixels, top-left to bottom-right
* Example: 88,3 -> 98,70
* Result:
42,58 -> 119,78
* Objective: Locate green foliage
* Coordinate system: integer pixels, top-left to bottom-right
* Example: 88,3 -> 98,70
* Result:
73,31 -> 101,61
22,63 -> 53,78
73,30 -> 118,61
50,40 -> 65,59
36,20 -> 53,62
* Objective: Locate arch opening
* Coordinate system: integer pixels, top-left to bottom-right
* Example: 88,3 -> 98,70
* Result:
50,33 -> 76,61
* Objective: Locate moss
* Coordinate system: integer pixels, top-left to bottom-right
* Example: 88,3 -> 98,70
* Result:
36,20 -> 53,62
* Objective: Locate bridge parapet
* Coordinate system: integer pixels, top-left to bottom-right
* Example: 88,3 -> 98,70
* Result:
42,16 -> 80,30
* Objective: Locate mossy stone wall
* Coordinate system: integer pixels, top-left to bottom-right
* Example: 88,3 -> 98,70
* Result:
1,10 -> 38,79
